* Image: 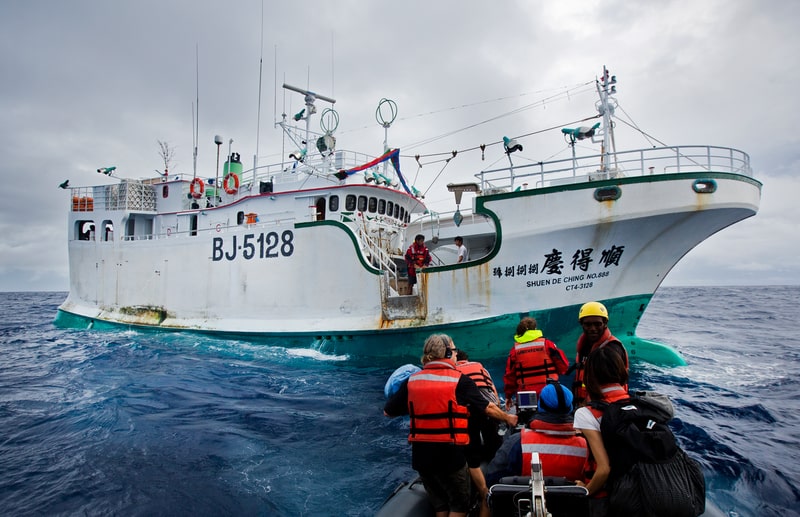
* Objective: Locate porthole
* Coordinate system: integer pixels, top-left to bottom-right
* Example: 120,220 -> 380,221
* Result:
594,186 -> 621,201
692,179 -> 717,194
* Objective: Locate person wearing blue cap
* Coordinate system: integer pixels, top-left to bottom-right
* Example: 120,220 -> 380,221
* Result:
484,383 -> 589,486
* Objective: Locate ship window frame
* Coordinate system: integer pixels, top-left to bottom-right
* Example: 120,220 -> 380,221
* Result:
358,195 -> 368,212
387,201 -> 394,218
75,219 -> 95,241
368,196 -> 378,213
378,199 -> 386,215
345,194 -> 356,211
329,195 -> 339,212
102,220 -> 114,242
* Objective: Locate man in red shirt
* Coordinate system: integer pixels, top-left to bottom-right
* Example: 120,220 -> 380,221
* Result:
404,234 -> 431,293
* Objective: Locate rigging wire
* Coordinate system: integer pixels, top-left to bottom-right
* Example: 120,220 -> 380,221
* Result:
421,153 -> 457,198
402,83 -> 596,151
407,114 -> 601,165
615,106 -> 667,147
336,82 -> 595,140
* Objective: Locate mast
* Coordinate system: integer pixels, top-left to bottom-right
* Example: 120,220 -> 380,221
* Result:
281,83 -> 336,156
253,0 -> 264,183
595,65 -> 618,173
192,45 -> 199,179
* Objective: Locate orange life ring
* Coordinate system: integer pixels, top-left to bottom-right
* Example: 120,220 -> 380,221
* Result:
190,178 -> 205,199
223,173 -> 240,194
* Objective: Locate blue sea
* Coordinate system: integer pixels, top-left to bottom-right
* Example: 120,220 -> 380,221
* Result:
1,286 -> 798,516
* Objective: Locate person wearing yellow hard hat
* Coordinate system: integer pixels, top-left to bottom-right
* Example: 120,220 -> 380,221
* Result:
570,301 -> 629,407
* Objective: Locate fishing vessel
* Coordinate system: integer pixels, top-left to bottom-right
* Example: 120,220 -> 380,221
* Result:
55,68 -> 761,365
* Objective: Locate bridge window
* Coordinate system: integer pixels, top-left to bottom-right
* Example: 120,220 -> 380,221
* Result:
358,195 -> 367,212
387,201 -> 394,218
345,194 -> 356,211
76,220 -> 95,241
329,195 -> 339,212
102,220 -> 114,241
368,197 -> 377,213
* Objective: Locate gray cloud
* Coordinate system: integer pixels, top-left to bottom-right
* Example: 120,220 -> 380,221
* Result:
1,0 -> 797,291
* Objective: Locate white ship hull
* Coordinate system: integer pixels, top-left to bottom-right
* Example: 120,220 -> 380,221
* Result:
57,77 -> 761,365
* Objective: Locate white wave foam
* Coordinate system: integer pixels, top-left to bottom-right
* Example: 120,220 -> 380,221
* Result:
285,348 -> 349,362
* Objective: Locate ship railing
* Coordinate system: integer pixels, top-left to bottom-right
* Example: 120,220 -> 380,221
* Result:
113,214 -> 296,241
408,210 -> 489,235
241,149 -> 401,192
353,221 -> 399,289
475,145 -> 752,192
69,181 -> 157,213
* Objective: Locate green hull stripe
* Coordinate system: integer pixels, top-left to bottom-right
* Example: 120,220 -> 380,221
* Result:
55,292 -> 685,367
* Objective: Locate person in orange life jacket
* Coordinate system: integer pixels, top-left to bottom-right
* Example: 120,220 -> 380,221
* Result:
384,335 -> 518,517
571,301 -> 629,408
484,382 -> 589,486
404,234 -> 432,291
455,350 -> 503,460
503,317 -> 569,411
455,350 -> 502,517
572,346 -> 630,517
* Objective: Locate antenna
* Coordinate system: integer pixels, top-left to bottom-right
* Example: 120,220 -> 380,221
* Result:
282,84 -> 336,157
192,44 -> 199,179
254,0 -> 264,180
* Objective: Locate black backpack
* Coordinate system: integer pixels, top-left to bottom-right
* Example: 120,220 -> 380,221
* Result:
597,391 -> 706,517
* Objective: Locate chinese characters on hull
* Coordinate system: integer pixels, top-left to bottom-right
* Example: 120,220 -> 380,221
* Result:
492,245 -> 626,291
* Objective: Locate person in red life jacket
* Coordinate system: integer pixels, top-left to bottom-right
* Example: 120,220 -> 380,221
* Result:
404,234 -> 432,293
455,350 -> 502,517
484,382 -> 589,486
572,346 -> 630,517
571,301 -> 629,408
384,335 -> 518,517
503,317 -> 569,411
455,349 -> 503,459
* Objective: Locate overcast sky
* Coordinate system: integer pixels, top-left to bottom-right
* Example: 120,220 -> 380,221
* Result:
1,0 -> 797,292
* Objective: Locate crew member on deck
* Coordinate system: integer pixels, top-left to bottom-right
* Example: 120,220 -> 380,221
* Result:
404,234 -> 432,294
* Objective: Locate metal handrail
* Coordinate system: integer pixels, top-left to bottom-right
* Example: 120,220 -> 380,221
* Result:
477,145 -> 751,192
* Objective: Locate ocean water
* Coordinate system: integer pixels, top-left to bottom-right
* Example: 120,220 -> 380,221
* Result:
0,287 -> 798,516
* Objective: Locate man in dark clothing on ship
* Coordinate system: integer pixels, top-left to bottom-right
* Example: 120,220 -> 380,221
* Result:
384,334 -> 518,517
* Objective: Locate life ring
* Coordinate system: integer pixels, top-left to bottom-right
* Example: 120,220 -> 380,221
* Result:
223,173 -> 240,194
190,178 -> 205,199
